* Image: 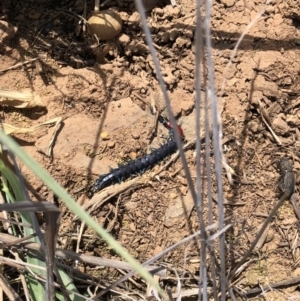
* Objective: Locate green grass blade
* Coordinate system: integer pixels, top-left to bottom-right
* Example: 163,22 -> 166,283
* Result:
0,154 -> 47,299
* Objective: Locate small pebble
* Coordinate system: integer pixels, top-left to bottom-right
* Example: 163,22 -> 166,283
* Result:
64,152 -> 70,157
169,192 -> 177,199
130,152 -> 137,160
28,11 -> 41,19
171,7 -> 181,18
108,141 -> 115,148
40,185 -> 47,192
101,132 -> 110,140
129,223 -> 136,231
131,131 -> 140,139
90,86 -> 97,93
178,176 -> 187,186
118,33 -> 130,45
15,14 -> 25,21
53,19 -> 60,26
180,186 -> 188,195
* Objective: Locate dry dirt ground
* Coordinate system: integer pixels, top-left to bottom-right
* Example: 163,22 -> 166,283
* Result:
1,0 -> 300,299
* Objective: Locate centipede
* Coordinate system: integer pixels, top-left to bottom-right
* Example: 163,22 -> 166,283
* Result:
92,115 -> 184,193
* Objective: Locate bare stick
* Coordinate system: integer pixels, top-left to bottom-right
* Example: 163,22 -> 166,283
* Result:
0,57 -> 43,73
204,0 -> 227,298
257,99 -> 282,145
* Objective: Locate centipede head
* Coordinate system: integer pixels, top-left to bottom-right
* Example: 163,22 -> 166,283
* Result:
159,115 -> 185,141
169,127 -> 184,142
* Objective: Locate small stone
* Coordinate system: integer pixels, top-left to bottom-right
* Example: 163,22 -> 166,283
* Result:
28,11 -> 42,19
128,11 -> 140,23
160,31 -> 170,43
169,29 -> 180,41
179,186 -> 188,195
0,20 -> 17,42
129,223 -> 136,231
64,152 -> 70,157
147,212 -> 155,224
130,152 -> 137,160
101,132 -> 110,140
248,120 -> 259,133
89,86 -> 97,93
175,36 -> 191,48
169,192 -> 177,199
287,114 -> 300,126
118,33 -> 130,45
108,141 -> 115,148
53,19 -> 60,26
293,267 -> 300,278
164,192 -> 194,227
40,185 -> 47,192
178,176 -> 187,186
253,75 -> 281,99
172,7 -> 181,18
272,115 -> 289,136
152,245 -> 163,256
294,37 -> 300,45
15,14 -> 25,21
131,131 -> 140,139
220,0 -> 235,7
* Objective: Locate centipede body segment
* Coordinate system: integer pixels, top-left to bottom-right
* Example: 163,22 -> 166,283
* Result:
92,115 -> 184,193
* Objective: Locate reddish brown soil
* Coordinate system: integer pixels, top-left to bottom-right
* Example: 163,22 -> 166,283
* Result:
1,0 -> 300,299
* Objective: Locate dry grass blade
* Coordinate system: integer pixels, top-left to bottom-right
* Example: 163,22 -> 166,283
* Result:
204,3 -> 229,298
0,255 -> 47,271
0,274 -> 22,301
0,149 -> 48,299
0,232 -> 166,276
257,99 -> 282,145
0,201 -> 62,300
0,201 -> 60,212
245,275 -> 300,297
0,56 -> 45,74
1,117 -> 62,156
1,117 -> 61,135
0,89 -> 44,108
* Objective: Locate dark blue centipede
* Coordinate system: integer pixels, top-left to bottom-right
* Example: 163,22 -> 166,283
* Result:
92,116 -> 184,193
